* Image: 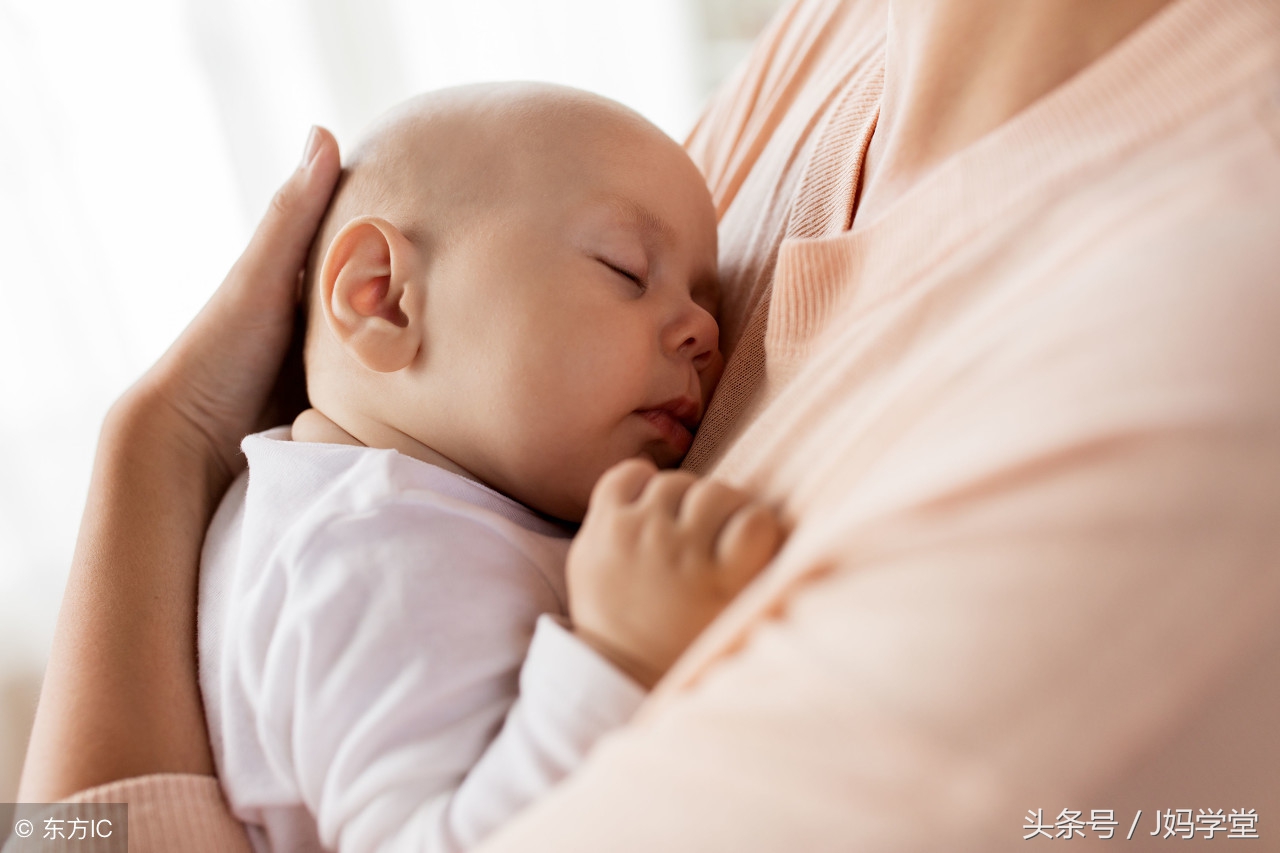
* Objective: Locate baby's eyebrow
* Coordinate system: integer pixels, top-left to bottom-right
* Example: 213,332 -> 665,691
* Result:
601,194 -> 677,248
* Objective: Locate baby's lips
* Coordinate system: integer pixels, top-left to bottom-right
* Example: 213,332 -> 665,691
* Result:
638,408 -> 695,457
652,395 -> 701,431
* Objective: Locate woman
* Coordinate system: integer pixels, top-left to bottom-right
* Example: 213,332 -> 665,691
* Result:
21,0 -> 1280,849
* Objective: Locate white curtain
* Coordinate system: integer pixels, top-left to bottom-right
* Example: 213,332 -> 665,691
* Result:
0,0 -> 723,797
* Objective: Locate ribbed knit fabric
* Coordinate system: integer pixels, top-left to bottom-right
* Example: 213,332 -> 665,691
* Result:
686,0 -> 1280,474
63,774 -> 252,852
61,0 -> 1280,850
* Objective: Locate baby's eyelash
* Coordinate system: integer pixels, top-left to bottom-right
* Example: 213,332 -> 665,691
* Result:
602,260 -> 647,291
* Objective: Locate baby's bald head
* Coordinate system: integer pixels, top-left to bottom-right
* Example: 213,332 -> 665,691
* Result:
304,83 -> 667,313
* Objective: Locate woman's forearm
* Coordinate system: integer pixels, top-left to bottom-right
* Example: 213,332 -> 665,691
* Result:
19,386 -> 227,801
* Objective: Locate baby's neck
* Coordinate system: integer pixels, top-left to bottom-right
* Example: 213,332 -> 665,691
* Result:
290,408 -> 483,485
291,408 -> 363,446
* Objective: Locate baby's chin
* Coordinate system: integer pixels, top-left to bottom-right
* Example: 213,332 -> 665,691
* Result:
512,476 -> 595,526
638,441 -> 687,472
517,436 -> 696,523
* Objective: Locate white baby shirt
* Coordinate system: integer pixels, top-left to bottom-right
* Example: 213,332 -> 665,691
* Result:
198,428 -> 646,853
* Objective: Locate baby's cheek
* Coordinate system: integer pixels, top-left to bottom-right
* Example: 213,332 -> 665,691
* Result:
702,349 -> 726,399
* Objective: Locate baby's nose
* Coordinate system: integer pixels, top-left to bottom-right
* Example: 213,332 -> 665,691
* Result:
672,304 -> 720,369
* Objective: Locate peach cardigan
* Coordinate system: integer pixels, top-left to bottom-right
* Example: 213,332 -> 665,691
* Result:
66,0 -> 1280,849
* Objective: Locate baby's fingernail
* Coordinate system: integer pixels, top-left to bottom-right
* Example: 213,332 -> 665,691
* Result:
300,126 -> 321,168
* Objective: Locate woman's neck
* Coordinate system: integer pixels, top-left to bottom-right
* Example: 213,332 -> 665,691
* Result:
855,0 -> 1173,224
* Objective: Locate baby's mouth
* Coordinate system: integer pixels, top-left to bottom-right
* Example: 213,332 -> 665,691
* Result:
636,396 -> 700,457
650,396 -> 700,431
637,409 -> 693,457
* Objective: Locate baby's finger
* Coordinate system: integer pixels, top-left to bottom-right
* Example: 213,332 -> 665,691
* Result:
640,470 -> 699,518
678,479 -> 752,551
714,504 -> 784,591
591,457 -> 659,509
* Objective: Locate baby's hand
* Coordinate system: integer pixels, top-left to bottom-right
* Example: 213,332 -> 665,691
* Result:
566,458 -> 784,689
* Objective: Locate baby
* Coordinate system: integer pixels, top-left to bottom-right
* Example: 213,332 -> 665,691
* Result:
198,83 -> 781,853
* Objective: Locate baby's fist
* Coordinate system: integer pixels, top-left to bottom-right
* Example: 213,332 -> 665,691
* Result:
567,458 -> 784,688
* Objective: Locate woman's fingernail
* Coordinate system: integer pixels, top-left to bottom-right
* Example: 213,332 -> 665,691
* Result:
300,126 -> 321,168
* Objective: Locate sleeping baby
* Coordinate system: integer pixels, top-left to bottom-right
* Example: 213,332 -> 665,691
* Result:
198,82 -> 782,853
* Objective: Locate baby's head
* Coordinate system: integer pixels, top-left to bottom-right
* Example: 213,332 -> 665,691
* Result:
303,83 -> 722,521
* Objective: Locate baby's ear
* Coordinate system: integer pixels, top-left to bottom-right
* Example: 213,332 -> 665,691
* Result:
320,216 -> 423,373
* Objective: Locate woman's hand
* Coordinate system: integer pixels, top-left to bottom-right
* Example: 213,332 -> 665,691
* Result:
141,126 -> 342,492
19,128 -> 341,802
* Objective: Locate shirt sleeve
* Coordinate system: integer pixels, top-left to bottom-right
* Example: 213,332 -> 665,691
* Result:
394,615 -> 647,852
242,509 -> 644,853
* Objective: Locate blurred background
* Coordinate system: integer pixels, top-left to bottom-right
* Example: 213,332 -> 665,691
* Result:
0,0 -> 785,800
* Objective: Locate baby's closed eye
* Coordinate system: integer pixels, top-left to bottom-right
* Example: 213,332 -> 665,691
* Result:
599,258 -> 648,291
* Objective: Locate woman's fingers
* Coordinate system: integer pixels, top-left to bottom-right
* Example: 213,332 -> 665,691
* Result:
149,127 -> 342,478
228,126 -> 341,309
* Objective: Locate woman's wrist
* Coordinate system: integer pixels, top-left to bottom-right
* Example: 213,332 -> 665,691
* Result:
110,374 -> 244,517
